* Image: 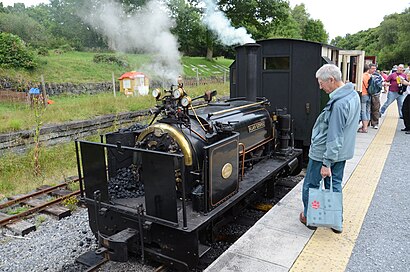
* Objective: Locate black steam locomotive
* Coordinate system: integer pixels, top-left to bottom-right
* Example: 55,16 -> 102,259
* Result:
75,76 -> 302,270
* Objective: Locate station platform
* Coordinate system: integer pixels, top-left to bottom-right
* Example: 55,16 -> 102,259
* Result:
205,95 -> 410,272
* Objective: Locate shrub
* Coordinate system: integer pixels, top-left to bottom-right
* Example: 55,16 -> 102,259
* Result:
0,33 -> 37,69
93,53 -> 129,67
37,47 -> 49,56
59,44 -> 74,53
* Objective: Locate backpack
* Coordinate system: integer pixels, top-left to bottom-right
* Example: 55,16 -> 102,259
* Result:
368,73 -> 383,95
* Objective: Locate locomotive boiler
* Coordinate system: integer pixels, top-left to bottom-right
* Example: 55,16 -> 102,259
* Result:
75,78 -> 303,270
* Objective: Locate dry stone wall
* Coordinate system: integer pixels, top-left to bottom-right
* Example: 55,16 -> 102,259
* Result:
0,110 -> 148,154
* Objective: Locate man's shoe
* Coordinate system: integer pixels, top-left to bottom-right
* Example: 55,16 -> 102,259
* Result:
406,131 -> 410,134
331,228 -> 343,234
401,128 -> 409,131
299,212 -> 317,230
373,125 -> 379,129
400,117 -> 404,119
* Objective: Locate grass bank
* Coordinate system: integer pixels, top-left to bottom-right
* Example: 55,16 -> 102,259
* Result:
0,82 -> 229,133
0,83 -> 229,197
0,51 -> 233,83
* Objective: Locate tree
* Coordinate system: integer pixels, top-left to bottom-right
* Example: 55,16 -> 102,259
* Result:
330,8 -> 410,69
302,19 -> 328,43
168,0 -> 208,56
217,0 -> 290,40
291,4 -> 309,35
0,12 -> 49,47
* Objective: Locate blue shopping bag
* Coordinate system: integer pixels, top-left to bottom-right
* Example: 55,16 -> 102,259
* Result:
306,177 -> 343,230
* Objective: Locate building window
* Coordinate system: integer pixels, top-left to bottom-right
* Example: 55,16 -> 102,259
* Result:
263,57 -> 290,70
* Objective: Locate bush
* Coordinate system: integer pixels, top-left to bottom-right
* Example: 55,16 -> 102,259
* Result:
93,54 -> 129,67
0,33 -> 37,69
59,44 -> 74,53
37,47 -> 49,56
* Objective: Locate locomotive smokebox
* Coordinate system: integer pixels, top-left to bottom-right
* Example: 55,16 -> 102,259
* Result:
234,43 -> 261,102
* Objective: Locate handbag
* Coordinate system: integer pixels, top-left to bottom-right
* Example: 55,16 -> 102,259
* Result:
306,177 -> 343,230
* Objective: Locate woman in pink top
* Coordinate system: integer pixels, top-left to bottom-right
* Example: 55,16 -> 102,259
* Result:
380,64 -> 410,118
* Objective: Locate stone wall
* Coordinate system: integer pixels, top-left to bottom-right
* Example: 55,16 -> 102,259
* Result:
0,75 -> 226,96
0,110 -> 149,154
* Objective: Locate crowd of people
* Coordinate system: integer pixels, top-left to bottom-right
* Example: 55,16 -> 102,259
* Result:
359,63 -> 410,134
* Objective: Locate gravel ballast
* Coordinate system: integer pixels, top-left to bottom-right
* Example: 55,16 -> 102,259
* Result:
0,209 -> 153,272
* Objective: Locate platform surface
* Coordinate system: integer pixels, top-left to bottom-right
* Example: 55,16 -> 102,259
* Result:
206,93 -> 410,272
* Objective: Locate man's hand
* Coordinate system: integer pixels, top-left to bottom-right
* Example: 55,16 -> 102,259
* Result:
321,166 -> 331,178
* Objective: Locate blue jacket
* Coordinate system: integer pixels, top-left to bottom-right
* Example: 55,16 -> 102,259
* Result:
308,83 -> 360,166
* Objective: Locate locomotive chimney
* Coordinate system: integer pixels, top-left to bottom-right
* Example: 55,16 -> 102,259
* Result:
244,43 -> 261,101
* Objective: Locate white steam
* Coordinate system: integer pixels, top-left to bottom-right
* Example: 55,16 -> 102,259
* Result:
202,0 -> 255,46
82,0 -> 181,84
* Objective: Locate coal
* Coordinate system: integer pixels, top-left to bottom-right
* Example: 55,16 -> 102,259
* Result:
119,123 -> 147,133
108,165 -> 144,199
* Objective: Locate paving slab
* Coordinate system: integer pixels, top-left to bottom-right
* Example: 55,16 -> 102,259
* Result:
205,251 -> 288,272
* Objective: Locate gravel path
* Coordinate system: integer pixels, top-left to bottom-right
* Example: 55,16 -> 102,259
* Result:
346,124 -> 410,272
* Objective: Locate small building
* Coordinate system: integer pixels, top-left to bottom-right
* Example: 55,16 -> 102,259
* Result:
118,71 -> 149,96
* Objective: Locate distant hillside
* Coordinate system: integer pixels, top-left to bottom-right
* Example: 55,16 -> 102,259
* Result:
0,51 -> 234,84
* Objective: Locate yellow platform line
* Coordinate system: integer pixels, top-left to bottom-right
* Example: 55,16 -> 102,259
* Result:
290,104 -> 399,272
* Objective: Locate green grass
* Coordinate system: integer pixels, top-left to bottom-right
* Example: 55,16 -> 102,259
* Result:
0,51 -> 232,197
0,83 -> 230,196
0,82 -> 229,133
0,51 -> 233,83
0,140 -> 79,196
182,56 -> 232,77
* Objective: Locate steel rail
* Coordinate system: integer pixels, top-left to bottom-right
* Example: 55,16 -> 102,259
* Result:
0,190 -> 80,227
0,177 -> 79,210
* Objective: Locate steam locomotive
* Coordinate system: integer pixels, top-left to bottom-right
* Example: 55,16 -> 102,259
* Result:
75,74 -> 302,270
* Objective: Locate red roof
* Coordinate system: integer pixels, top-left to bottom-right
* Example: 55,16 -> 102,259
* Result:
118,71 -> 146,80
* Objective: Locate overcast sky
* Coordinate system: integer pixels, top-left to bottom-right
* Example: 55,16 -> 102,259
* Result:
288,0 -> 409,39
2,0 -> 409,40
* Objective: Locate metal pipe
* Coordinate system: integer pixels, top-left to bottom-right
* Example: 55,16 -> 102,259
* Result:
207,101 -> 265,118
75,140 -> 84,197
239,143 -> 246,181
180,159 -> 188,229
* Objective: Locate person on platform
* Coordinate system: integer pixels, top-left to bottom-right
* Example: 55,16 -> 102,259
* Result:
358,64 -> 371,133
299,64 -> 360,233
380,64 -> 410,119
402,69 -> 410,134
369,64 -> 383,129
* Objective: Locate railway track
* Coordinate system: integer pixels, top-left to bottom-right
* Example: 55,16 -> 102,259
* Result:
0,177 -> 81,234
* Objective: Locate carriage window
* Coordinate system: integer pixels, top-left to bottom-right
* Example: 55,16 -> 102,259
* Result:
263,57 -> 290,70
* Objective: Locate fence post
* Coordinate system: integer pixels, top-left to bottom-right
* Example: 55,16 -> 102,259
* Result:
196,68 -> 199,86
41,75 -> 47,108
112,72 -> 116,97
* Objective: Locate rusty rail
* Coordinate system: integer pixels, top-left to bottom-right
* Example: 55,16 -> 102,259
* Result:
0,177 -> 79,210
0,190 -> 80,227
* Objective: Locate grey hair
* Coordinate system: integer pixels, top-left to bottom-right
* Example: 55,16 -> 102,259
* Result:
316,64 -> 342,82
398,64 -> 405,68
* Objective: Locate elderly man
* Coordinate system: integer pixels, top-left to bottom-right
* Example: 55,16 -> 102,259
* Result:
299,64 -> 360,233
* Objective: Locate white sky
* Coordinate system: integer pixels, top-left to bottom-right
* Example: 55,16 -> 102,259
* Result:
288,0 -> 410,40
2,0 -> 410,40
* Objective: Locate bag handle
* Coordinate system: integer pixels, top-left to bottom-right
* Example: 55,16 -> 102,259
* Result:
319,176 -> 333,192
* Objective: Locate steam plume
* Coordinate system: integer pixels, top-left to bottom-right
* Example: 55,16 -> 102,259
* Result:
81,0 -> 181,84
202,0 -> 255,45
